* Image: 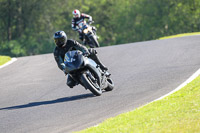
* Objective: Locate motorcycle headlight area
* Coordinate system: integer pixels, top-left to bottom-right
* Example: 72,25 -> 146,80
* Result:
83,29 -> 88,34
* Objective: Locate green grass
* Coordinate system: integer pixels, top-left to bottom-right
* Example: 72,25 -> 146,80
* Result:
0,56 -> 11,66
158,32 -> 200,40
77,75 -> 200,133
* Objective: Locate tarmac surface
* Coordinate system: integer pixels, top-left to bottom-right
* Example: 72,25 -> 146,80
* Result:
0,36 -> 200,133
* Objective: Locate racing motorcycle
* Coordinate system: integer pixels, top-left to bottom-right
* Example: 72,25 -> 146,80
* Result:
64,50 -> 114,96
77,21 -> 100,48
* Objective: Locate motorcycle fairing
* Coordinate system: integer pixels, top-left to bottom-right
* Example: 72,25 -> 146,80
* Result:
83,57 -> 101,86
64,51 -> 84,72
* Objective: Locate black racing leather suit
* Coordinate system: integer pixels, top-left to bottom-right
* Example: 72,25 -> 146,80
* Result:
53,39 -> 107,88
54,39 -> 88,71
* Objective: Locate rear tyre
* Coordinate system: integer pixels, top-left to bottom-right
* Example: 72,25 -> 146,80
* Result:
81,71 -> 102,96
105,78 -> 114,91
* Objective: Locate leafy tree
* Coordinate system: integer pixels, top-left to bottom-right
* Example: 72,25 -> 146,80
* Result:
0,0 -> 200,57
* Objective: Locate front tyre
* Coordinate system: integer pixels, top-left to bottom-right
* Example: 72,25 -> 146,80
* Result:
81,71 -> 102,96
90,35 -> 99,47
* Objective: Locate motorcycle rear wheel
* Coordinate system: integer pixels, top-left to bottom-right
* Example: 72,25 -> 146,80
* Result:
105,78 -> 114,91
81,71 -> 102,96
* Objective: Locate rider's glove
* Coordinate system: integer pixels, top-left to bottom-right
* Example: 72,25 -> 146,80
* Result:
88,20 -> 93,24
61,63 -> 67,74
83,50 -> 90,57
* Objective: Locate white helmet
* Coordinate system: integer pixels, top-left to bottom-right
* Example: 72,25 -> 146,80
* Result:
72,9 -> 80,18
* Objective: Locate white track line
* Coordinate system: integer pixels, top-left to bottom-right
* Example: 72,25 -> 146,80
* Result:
154,68 -> 200,101
81,68 -> 200,128
138,68 -> 200,109
0,58 -> 17,69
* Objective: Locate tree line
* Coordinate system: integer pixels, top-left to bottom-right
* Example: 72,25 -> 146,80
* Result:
0,0 -> 200,57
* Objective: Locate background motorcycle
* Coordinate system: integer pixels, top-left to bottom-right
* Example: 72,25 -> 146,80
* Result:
77,21 -> 100,48
64,50 -> 114,96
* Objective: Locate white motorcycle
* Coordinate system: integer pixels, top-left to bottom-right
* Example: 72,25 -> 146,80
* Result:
77,21 -> 99,48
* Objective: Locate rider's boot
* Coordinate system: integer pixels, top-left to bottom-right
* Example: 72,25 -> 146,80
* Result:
66,75 -> 78,88
96,59 -> 108,71
89,49 -> 108,71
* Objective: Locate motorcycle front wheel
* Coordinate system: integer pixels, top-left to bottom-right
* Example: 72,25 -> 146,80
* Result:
89,35 -> 99,47
81,71 -> 102,96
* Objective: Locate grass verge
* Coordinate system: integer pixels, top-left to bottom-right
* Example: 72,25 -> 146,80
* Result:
158,32 -> 200,40
0,56 -> 11,66
77,75 -> 200,133
76,33 -> 200,133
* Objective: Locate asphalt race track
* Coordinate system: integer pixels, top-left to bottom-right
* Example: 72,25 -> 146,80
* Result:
0,36 -> 200,133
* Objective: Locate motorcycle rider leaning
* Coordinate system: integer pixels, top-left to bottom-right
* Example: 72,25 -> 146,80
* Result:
71,9 -> 97,44
53,31 -> 107,88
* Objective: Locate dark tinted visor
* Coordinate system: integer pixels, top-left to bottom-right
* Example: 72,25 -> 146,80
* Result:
54,37 -> 65,44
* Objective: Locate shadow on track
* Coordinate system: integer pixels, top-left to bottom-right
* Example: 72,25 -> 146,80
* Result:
0,93 -> 94,110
